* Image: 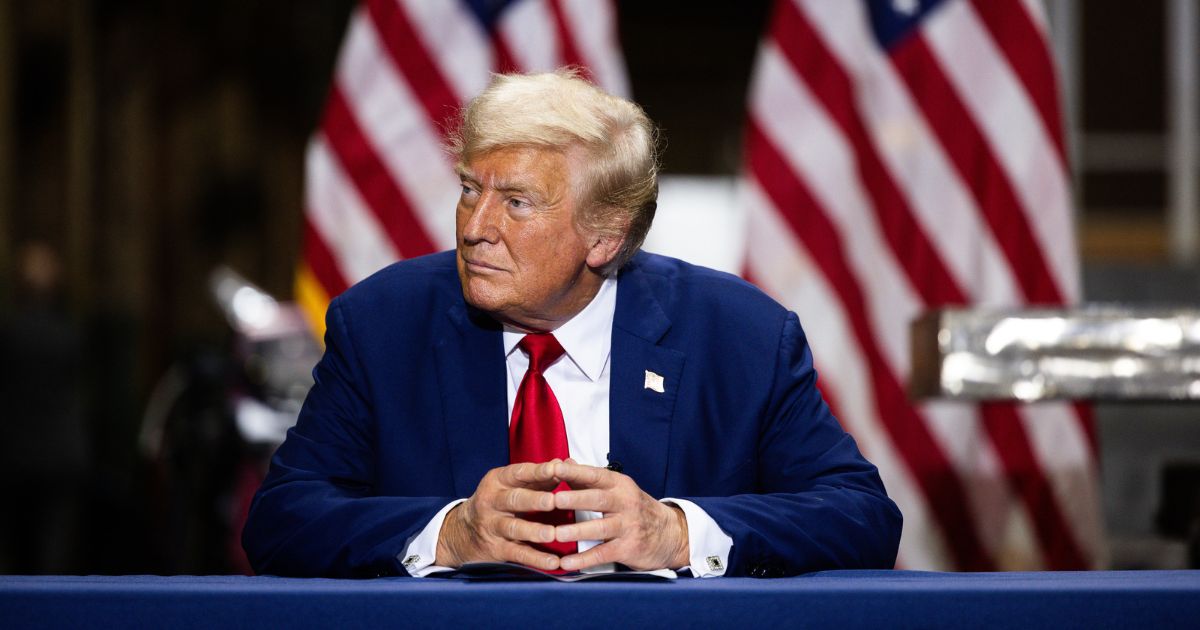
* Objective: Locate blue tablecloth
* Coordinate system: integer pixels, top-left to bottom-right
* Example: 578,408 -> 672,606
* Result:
2,570 -> 1197,629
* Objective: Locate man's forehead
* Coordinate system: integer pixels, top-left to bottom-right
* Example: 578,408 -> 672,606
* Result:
457,166 -> 539,193
456,147 -> 573,191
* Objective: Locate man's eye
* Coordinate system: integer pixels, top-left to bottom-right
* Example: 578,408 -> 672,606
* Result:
460,185 -> 477,197
507,198 -> 531,210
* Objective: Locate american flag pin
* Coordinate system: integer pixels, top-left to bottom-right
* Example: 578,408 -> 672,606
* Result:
644,370 -> 665,393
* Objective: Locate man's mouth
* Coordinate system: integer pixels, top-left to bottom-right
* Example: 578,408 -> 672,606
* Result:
462,256 -> 504,272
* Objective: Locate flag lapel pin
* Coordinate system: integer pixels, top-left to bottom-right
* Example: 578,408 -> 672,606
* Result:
644,370 -> 665,393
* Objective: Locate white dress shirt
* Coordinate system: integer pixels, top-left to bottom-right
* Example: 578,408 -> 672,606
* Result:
402,276 -> 732,577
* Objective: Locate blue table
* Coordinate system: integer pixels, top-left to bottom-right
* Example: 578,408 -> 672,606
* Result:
2,571 -> 1198,629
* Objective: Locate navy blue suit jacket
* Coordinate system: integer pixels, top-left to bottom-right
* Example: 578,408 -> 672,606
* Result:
242,251 -> 901,577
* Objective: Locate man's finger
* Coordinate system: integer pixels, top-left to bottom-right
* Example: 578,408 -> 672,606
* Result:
555,515 -> 621,543
551,461 -> 613,489
558,541 -> 617,572
497,487 -> 556,513
501,460 -> 562,487
554,488 -> 616,512
494,515 -> 556,544
501,541 -> 561,572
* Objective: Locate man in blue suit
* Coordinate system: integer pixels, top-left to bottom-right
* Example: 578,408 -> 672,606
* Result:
242,70 -> 901,579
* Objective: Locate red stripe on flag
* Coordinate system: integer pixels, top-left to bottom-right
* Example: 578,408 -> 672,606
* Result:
979,402 -> 1088,569
775,2 -> 966,308
492,33 -> 522,73
969,0 -> 1068,167
889,35 -> 1064,305
547,0 -> 595,81
366,0 -> 462,136
748,120 -> 994,570
303,217 -> 350,298
321,86 -> 438,259
1071,401 -> 1099,460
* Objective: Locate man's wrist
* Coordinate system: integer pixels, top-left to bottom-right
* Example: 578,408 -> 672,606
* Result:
670,504 -> 690,569
435,502 -> 468,567
661,498 -> 732,577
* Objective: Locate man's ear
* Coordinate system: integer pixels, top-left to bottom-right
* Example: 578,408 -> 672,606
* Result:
585,232 -> 624,271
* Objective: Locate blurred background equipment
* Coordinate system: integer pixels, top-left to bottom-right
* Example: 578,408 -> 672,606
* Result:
911,307 -> 1200,401
137,267 -> 318,574
206,266 -> 319,448
1,0 -> 1199,574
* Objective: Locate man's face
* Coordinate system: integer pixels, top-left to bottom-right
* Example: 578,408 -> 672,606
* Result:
455,145 -> 610,331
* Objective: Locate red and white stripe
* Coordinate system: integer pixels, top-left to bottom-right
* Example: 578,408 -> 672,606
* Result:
298,0 -> 628,336
742,0 -> 1103,570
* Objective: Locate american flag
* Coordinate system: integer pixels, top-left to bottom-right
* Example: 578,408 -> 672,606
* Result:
295,0 -> 628,338
742,0 -> 1103,569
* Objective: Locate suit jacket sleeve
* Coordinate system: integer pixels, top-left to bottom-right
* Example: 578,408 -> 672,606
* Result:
685,312 -> 902,576
241,298 -> 450,578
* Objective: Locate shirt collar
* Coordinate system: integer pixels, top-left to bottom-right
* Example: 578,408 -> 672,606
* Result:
502,275 -> 617,381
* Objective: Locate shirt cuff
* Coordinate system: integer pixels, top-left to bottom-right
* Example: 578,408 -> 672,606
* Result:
661,498 -> 732,577
399,498 -> 467,577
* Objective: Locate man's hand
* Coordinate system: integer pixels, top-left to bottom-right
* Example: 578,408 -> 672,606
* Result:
551,460 -> 690,572
435,460 -> 564,571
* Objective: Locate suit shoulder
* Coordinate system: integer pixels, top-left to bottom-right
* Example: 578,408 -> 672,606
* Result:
626,251 -> 786,317
332,250 -> 460,320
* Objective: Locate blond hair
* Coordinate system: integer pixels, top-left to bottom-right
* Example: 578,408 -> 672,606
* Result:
448,69 -> 659,274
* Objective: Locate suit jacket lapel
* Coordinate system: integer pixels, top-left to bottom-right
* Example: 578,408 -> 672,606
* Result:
609,259 -> 685,499
434,300 -> 509,498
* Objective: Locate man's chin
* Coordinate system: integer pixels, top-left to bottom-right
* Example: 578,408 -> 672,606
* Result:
460,280 -> 508,315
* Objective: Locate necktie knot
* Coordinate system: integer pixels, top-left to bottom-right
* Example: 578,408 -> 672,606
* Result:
519,333 -> 565,373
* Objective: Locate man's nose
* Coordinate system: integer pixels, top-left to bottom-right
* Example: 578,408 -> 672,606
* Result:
461,193 -> 503,244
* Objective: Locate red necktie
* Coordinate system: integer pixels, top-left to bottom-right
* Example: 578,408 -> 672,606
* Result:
509,333 -> 578,559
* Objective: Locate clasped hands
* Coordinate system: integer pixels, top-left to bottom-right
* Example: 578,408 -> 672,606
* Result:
435,459 -> 689,572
